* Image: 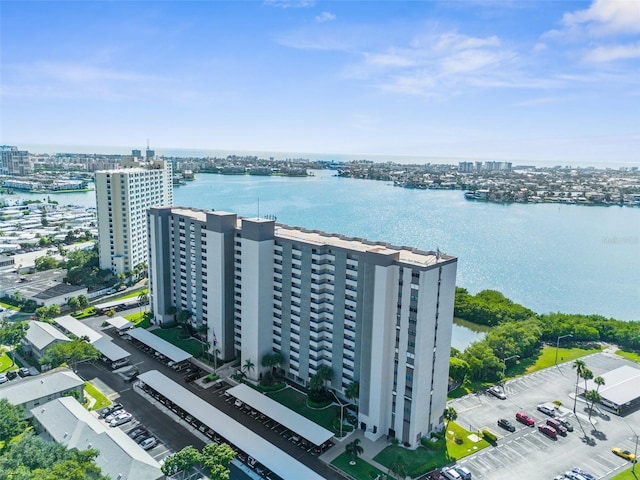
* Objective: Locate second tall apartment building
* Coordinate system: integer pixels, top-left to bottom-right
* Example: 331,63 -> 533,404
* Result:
148,206 -> 457,448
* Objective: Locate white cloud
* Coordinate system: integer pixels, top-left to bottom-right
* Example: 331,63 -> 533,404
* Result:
562,0 -> 640,36
583,42 -> 640,62
315,11 -> 336,23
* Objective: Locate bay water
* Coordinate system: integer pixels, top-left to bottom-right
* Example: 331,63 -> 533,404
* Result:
4,169 -> 638,347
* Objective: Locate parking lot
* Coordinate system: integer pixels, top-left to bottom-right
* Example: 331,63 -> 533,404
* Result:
449,351 -> 640,480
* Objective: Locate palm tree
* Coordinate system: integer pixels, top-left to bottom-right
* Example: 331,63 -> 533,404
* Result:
345,381 -> 360,407
67,296 -> 80,314
242,358 -> 255,378
594,376 -> 605,394
586,390 -> 601,420
345,438 -> 364,466
581,368 -> 594,397
78,294 -> 90,312
572,359 -> 586,413
444,406 -> 457,433
388,453 -> 408,480
137,292 -> 149,316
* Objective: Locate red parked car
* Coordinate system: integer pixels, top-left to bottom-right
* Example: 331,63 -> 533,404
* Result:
516,411 -> 534,426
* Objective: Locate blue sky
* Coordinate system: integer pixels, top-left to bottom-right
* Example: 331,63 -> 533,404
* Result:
1,0 -> 639,165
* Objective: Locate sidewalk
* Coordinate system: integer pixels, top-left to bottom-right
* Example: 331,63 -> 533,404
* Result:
320,428 -> 391,475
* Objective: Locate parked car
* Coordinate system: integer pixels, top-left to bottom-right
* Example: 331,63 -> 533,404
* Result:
441,468 -> 462,480
565,472 -> 588,480
100,403 -> 123,418
127,426 -> 149,440
538,423 -> 557,439
139,436 -> 158,450
110,412 -> 133,427
0,374 -> 8,384
515,411 -> 534,426
497,418 -> 516,432
546,418 -> 567,436
6,370 -> 17,380
612,447 -> 637,462
454,466 -> 472,479
18,367 -> 30,377
487,386 -> 506,400
536,404 -> 556,417
571,467 -> 596,480
559,418 -> 574,432
105,409 -> 126,422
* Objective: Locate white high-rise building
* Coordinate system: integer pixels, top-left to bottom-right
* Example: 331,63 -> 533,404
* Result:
96,157 -> 173,274
0,146 -> 32,176
148,207 -> 457,448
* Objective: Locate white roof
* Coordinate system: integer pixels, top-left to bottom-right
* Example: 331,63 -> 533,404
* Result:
31,396 -> 162,480
93,337 -> 131,362
25,320 -> 70,351
138,370 -> 324,480
54,315 -> 103,344
105,315 -> 134,330
0,369 -> 83,406
127,328 -> 192,363
227,384 -> 333,446
585,365 -> 640,407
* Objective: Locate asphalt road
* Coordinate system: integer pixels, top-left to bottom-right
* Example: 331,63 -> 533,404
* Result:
75,311 -> 342,480
448,351 -> 640,480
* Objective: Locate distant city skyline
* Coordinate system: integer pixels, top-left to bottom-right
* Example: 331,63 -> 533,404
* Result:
2,1 -> 639,165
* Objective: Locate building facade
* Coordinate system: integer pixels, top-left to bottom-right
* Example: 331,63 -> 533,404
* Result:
95,157 -> 173,274
0,146 -> 32,176
148,207 -> 457,448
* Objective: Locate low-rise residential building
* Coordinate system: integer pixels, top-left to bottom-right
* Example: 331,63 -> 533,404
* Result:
0,369 -> 84,417
31,396 -> 163,480
22,320 -> 70,359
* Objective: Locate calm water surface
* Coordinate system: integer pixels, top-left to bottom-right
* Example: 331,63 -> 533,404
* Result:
5,170 -> 639,324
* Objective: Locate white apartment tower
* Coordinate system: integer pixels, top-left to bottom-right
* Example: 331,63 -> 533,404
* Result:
148,207 -> 457,448
96,157 -> 173,274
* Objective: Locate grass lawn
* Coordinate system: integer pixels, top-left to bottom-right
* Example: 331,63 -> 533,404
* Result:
610,467 -> 640,480
151,327 -> 204,358
84,381 -> 111,411
266,387 -> 341,433
449,345 -> 601,399
615,350 -> 640,363
73,307 -> 97,319
111,287 -> 148,302
331,452 -> 386,480
374,422 -> 489,477
124,311 -> 150,328
0,352 -> 18,373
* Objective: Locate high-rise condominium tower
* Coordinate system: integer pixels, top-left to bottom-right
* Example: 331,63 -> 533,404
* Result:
148,207 -> 457,448
96,157 -> 173,275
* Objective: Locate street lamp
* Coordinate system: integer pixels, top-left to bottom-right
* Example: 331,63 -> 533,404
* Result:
331,390 -> 350,438
555,334 -> 573,365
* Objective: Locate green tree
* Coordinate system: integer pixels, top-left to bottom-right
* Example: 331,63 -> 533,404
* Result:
67,297 -> 80,314
242,358 -> 255,378
0,320 -> 29,366
586,389 -> 601,420
0,398 -> 27,441
161,446 -> 201,478
449,357 -> 470,384
572,359 -> 586,413
34,256 -> 58,271
345,438 -> 364,465
176,310 -> 192,334
444,406 -> 457,432
201,442 -> 236,480
388,453 -> 408,480
40,339 -> 100,370
345,381 -> 360,407
77,295 -> 90,311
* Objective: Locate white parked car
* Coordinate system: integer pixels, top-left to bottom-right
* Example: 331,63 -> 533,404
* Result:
109,412 -> 132,427
0,374 -> 7,384
139,436 -> 157,450
105,409 -> 126,422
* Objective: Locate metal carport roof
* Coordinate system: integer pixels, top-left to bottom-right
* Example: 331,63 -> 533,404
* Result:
584,365 -> 640,407
227,384 -> 334,446
137,371 -> 324,480
105,316 -> 134,331
93,337 -> 131,362
127,328 -> 192,363
54,315 -> 102,344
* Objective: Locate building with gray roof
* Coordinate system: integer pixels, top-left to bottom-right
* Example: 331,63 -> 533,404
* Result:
22,320 -> 70,359
583,365 -> 640,415
31,396 -> 163,480
0,368 -> 84,417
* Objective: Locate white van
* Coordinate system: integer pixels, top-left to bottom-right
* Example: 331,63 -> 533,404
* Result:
454,466 -> 472,479
442,467 -> 462,480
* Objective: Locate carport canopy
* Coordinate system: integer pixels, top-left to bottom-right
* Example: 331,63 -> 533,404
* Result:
93,337 -> 131,362
226,384 -> 334,447
137,370 -> 324,480
104,316 -> 134,331
54,315 -> 102,344
584,365 -> 640,408
127,328 -> 192,363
